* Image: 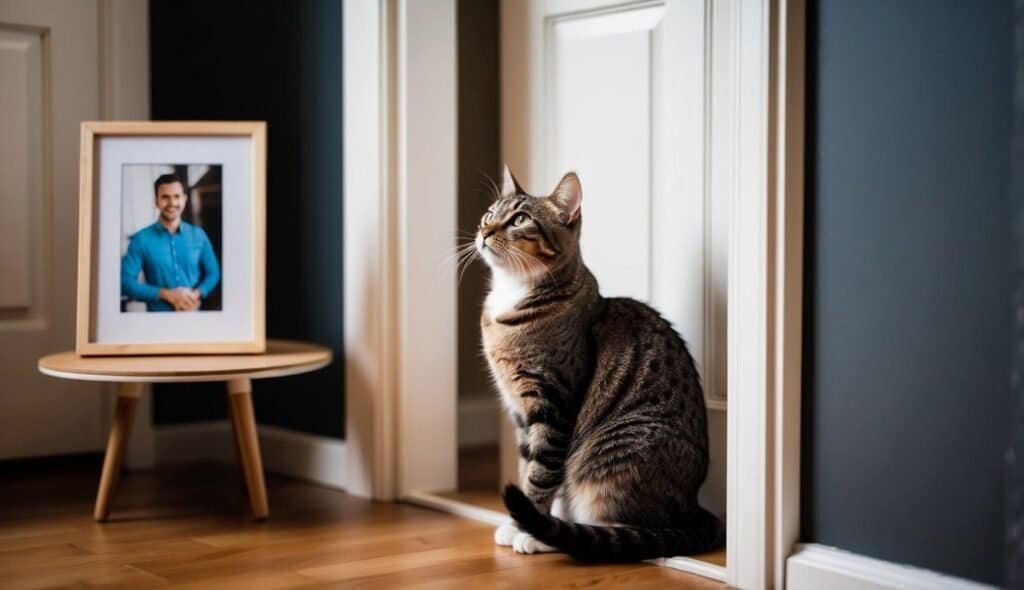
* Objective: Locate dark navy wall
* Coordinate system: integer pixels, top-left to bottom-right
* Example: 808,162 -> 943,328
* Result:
802,1 -> 1013,585
149,1 -> 344,438
1009,4 -> 1024,585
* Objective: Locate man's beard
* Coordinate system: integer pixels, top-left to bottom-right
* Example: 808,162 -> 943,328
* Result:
160,209 -> 181,222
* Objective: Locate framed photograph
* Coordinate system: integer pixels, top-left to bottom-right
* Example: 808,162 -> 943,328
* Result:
76,121 -> 266,355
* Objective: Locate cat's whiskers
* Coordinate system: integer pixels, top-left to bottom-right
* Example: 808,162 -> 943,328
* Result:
479,173 -> 502,202
440,241 -> 480,281
506,249 -> 533,281
456,247 -> 481,286
453,246 -> 477,270
441,240 -> 478,267
453,244 -> 478,267
507,246 -> 555,287
501,248 -> 529,278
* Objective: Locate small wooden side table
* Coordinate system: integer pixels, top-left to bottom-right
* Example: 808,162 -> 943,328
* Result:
37,340 -> 332,522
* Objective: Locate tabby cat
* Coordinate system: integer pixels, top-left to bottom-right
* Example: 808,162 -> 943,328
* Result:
476,166 -> 724,561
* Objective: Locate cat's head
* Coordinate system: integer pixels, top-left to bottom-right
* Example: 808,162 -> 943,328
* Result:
475,165 -> 582,280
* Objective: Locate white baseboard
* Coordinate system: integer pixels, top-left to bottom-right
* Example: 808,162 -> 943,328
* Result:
258,425 -> 347,490
153,420 -> 346,490
404,490 -> 507,526
651,557 -> 727,582
458,394 -> 500,447
786,543 -> 996,590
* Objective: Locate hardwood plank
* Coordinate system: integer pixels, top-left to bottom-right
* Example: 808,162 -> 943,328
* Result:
0,458 -> 724,589
327,552 -> 560,589
409,560 -> 702,590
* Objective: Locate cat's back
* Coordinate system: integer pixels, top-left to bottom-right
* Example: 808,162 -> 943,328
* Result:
568,296 -> 710,513
592,297 -> 686,351
579,296 -> 704,429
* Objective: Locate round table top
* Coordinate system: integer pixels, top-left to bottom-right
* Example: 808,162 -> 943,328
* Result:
38,340 -> 332,383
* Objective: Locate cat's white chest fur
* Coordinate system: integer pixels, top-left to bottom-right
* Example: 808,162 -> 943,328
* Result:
483,267 -> 533,417
485,267 -> 530,322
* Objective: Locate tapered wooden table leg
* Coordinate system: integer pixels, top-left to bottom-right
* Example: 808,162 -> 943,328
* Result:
227,398 -> 248,496
94,382 -> 142,522
227,378 -> 268,519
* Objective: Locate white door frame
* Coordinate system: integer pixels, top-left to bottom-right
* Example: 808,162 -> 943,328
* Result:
726,0 -> 805,587
342,0 -> 458,500
342,1 -> 805,587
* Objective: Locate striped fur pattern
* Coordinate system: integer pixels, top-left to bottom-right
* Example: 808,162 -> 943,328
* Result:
477,167 -> 724,561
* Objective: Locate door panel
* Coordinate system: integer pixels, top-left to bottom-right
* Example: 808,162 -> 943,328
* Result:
0,28 -> 41,309
502,0 -> 726,516
551,8 -> 658,301
0,0 -> 106,459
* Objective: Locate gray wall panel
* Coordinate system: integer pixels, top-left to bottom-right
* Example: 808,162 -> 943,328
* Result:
803,0 -> 1013,584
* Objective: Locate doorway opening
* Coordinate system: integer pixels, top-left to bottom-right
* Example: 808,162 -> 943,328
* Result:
342,1 -> 805,587
430,0 -> 728,577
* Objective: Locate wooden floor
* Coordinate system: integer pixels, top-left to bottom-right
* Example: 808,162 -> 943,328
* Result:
0,456 -> 725,589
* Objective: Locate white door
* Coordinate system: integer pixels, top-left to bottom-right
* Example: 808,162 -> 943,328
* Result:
0,0 -> 146,459
501,0 -> 728,515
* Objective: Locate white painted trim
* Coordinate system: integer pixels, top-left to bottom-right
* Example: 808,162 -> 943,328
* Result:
726,0 -> 805,588
153,421 -> 347,489
394,0 -> 458,497
458,394 -> 500,447
98,0 -> 152,470
786,544 -> 996,590
259,425 -> 347,490
403,491 -> 508,526
652,557 -> 728,583
343,0 -> 458,500
343,0 -> 395,500
726,0 -> 772,583
772,1 -> 806,588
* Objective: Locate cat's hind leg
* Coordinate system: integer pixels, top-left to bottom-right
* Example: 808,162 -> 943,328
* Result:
512,531 -> 557,554
550,492 -> 569,519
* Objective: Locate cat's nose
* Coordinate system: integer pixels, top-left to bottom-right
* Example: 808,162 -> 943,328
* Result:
481,228 -> 495,239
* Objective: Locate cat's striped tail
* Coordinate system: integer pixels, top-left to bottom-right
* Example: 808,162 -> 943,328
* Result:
502,484 -> 725,561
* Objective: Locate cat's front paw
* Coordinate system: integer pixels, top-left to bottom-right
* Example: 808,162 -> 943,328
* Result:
494,522 -> 519,546
512,531 -> 557,554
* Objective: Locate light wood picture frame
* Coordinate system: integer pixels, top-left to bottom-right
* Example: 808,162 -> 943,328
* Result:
76,121 -> 266,356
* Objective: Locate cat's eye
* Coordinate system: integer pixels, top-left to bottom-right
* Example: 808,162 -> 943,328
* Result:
510,213 -> 529,227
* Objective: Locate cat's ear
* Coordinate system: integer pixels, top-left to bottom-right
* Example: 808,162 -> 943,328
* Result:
551,172 -> 582,224
501,164 -> 525,198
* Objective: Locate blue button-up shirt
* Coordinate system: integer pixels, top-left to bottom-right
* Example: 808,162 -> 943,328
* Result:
121,221 -> 221,311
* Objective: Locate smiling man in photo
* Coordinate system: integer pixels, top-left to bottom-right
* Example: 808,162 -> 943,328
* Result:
120,173 -> 221,312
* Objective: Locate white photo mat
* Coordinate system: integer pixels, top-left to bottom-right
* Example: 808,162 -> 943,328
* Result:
93,136 -> 254,344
